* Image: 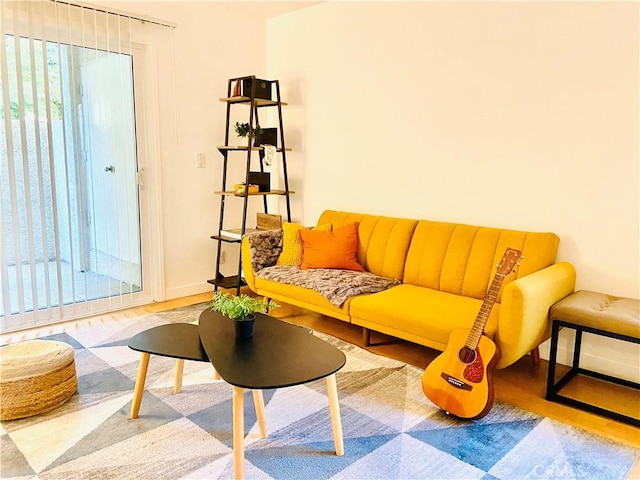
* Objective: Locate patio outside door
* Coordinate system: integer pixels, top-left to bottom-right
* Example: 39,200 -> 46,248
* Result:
81,50 -> 142,292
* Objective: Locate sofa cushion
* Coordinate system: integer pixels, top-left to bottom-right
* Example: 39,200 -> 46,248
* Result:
300,222 -> 364,271
276,222 -> 331,266
403,221 -> 559,302
349,284 -> 499,351
317,210 -> 418,280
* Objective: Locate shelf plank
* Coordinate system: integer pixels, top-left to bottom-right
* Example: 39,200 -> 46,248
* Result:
210,235 -> 242,243
214,189 -> 294,196
219,96 -> 288,107
217,146 -> 292,152
207,276 -> 247,289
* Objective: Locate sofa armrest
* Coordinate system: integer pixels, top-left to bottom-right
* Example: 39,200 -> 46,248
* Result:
496,262 -> 576,368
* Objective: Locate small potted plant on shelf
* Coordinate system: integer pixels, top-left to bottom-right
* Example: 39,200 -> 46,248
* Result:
212,292 -> 278,338
234,122 -> 263,146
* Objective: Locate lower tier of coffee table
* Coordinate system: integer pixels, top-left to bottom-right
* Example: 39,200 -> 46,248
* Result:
127,323 -> 266,438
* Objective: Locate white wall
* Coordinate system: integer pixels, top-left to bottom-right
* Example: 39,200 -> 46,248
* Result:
97,2 -> 639,376
267,2 -> 639,377
268,1 -> 639,298
103,1 -> 272,298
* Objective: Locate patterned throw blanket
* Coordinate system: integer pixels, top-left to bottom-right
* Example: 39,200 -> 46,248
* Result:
257,265 -> 400,307
245,229 -> 400,307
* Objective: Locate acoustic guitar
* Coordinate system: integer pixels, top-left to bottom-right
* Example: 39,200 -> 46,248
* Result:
421,247 -> 522,419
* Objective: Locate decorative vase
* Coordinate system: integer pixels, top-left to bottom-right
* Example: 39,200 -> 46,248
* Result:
233,314 -> 255,338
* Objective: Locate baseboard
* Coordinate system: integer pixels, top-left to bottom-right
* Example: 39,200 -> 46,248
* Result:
165,283 -> 212,300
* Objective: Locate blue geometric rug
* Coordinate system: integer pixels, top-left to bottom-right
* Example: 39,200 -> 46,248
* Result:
1,303 -> 638,479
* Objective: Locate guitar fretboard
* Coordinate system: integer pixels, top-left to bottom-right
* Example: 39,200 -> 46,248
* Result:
465,273 -> 506,351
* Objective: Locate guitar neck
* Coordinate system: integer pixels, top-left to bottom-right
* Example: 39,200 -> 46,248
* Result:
465,273 -> 506,351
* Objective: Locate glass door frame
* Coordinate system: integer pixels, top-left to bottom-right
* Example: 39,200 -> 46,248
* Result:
1,38 -> 163,333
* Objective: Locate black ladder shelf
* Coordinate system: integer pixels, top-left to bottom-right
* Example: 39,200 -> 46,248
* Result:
207,75 -> 293,294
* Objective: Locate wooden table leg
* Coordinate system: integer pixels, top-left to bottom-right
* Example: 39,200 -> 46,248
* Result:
130,352 -> 150,419
214,368 -> 220,380
233,386 -> 245,480
252,390 -> 268,438
326,373 -> 344,456
174,359 -> 184,393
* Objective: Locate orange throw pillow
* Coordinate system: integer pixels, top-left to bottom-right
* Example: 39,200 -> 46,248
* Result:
300,222 -> 364,271
276,222 -> 332,266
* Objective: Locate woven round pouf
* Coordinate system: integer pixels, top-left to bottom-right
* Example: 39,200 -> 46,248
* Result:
0,340 -> 78,421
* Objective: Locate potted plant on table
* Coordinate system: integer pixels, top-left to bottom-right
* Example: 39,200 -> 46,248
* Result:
212,292 -> 278,338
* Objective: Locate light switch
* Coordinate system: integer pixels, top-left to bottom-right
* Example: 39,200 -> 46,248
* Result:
196,152 -> 206,168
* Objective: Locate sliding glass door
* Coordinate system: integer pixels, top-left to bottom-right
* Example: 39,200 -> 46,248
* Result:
1,2 -> 153,333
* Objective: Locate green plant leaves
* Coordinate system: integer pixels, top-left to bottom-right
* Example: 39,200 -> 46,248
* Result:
212,292 -> 278,321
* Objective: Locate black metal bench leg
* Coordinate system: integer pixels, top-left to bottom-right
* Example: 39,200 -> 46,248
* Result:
572,328 -> 583,370
546,320 -> 561,399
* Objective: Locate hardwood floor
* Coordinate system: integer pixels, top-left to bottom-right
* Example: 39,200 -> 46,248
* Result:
267,301 -> 640,440
4,291 -> 638,477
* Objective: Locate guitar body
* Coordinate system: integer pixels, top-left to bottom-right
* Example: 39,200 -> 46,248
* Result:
421,248 -> 520,419
422,328 -> 500,419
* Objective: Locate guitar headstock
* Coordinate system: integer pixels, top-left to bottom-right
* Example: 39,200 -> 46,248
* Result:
497,248 -> 523,276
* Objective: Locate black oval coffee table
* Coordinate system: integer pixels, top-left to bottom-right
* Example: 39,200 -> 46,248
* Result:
199,309 -> 347,480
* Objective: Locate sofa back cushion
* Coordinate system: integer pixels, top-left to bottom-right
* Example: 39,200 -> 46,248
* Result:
317,210 -> 418,280
403,221 -> 560,302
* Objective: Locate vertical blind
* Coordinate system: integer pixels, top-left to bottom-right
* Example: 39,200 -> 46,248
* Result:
0,0 -> 173,332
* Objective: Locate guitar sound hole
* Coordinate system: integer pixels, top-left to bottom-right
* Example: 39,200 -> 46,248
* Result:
458,347 -> 476,364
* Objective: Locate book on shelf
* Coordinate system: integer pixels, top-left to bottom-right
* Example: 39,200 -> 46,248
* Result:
257,213 -> 282,230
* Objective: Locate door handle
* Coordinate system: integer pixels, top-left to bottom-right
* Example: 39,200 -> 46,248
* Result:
136,168 -> 146,190
104,165 -> 115,173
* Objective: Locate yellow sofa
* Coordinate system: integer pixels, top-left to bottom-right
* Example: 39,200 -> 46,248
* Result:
242,210 -> 576,369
